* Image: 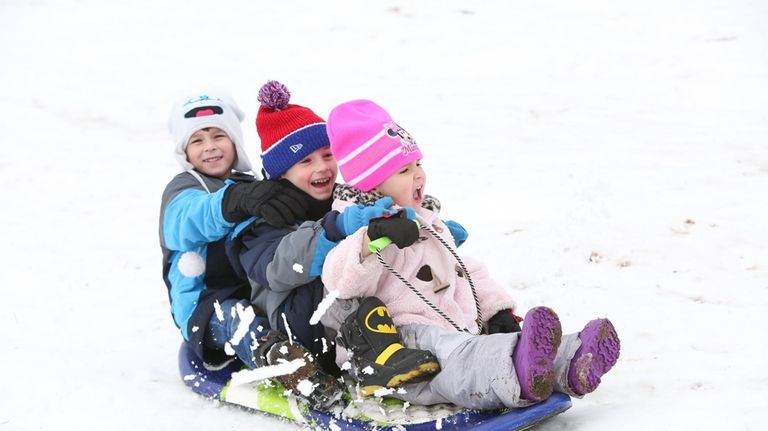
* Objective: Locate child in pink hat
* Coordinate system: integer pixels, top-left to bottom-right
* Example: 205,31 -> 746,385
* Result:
321,99 -> 621,409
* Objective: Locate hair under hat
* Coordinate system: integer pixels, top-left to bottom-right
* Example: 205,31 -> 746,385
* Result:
327,100 -> 422,192
256,81 -> 330,179
168,92 -> 252,173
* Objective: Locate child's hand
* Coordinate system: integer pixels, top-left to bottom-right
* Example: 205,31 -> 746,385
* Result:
487,309 -> 522,334
336,197 -> 397,237
366,211 -> 420,249
444,220 -> 468,247
222,179 -> 309,227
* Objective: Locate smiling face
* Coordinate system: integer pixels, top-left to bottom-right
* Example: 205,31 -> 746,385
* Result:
281,146 -> 338,200
184,127 -> 236,179
373,160 -> 426,208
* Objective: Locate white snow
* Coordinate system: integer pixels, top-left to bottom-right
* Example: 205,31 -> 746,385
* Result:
229,301 -> 255,347
229,359 -> 306,386
295,379 -> 316,397
292,262 -> 304,274
309,289 -> 340,325
373,387 -> 396,398
1,0 -> 767,430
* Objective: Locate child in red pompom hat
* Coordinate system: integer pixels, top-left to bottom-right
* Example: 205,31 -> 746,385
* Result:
225,81 -> 445,402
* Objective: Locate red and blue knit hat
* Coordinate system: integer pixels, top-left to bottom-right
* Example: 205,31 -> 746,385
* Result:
256,81 -> 330,179
327,99 -> 422,192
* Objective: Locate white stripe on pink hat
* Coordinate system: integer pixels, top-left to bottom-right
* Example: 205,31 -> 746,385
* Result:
347,147 -> 403,187
336,128 -> 387,167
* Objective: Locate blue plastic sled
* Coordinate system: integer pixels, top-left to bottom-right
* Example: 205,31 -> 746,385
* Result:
179,342 -> 571,430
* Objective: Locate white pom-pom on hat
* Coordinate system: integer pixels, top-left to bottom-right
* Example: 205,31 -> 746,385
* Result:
178,251 -> 206,277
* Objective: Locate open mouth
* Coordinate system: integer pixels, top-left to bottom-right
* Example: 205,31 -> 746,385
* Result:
203,155 -> 223,163
413,186 -> 423,202
311,177 -> 332,188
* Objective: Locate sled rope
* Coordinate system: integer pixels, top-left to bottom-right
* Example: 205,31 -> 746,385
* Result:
373,223 -> 483,334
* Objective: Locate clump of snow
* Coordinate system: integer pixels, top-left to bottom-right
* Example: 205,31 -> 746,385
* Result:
182,374 -> 197,381
213,300 -> 224,322
309,290 -> 340,325
229,359 -> 306,386
223,341 -> 235,356
280,312 -> 294,345
229,301 -> 255,346
373,387 -> 395,397
296,379 -> 315,396
361,366 -> 375,375
292,263 -> 304,274
340,361 -> 352,371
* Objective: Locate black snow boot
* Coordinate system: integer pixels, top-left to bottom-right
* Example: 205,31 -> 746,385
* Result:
339,297 -> 441,396
253,330 -> 342,409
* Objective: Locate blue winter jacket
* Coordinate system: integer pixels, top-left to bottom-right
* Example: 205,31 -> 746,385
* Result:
159,171 -> 255,363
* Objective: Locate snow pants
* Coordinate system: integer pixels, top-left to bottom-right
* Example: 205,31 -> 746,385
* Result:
393,324 -> 584,410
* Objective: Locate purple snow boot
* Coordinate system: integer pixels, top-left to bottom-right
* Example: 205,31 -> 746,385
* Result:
512,306 -> 562,402
567,318 -> 621,395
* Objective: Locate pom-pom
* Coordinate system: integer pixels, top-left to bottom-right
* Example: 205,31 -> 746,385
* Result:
257,80 -> 290,111
178,251 -> 205,277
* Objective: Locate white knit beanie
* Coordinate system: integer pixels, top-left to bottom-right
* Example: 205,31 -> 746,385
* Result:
168,92 -> 253,173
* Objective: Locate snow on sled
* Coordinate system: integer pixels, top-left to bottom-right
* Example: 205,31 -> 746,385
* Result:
179,342 -> 571,430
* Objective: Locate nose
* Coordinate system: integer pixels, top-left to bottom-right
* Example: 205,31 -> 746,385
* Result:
202,137 -> 216,151
317,158 -> 336,172
414,166 -> 424,179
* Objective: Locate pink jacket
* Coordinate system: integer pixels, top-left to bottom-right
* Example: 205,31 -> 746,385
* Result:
322,202 -> 516,333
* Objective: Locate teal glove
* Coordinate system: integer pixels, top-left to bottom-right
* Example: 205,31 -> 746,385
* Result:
336,197 -> 398,237
444,220 -> 468,247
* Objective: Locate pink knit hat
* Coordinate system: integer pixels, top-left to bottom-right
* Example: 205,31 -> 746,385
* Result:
327,100 -> 422,192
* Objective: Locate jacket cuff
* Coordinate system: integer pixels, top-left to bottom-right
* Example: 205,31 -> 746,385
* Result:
321,210 -> 345,242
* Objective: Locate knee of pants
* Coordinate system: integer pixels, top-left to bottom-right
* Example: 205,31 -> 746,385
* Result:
206,299 -> 269,349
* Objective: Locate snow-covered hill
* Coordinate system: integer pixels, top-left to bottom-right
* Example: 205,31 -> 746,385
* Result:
1,0 -> 767,429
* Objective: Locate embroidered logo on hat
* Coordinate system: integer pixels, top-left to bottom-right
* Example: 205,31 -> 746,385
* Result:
184,106 -> 224,118
256,80 -> 330,179
384,122 -> 419,156
183,94 -> 222,106
289,143 -> 304,153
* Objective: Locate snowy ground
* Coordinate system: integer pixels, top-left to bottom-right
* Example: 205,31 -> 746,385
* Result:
2,0 -> 767,430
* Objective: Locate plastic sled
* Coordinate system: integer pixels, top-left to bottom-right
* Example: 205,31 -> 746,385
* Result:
178,342 -> 571,430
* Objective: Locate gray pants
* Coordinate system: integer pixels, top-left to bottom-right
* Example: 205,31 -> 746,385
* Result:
393,324 -> 583,409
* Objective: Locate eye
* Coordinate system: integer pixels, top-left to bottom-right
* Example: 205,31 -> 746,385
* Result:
189,138 -> 202,145
323,151 -> 334,159
398,167 -> 409,174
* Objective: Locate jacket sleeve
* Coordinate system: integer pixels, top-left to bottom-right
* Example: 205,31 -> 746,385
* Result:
461,256 -> 517,322
237,220 -> 326,293
162,187 -> 234,251
461,255 -> 518,321
321,227 -> 384,299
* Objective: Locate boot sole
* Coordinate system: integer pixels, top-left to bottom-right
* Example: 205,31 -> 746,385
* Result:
513,307 -> 562,402
568,318 -> 620,395
359,361 -> 441,396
